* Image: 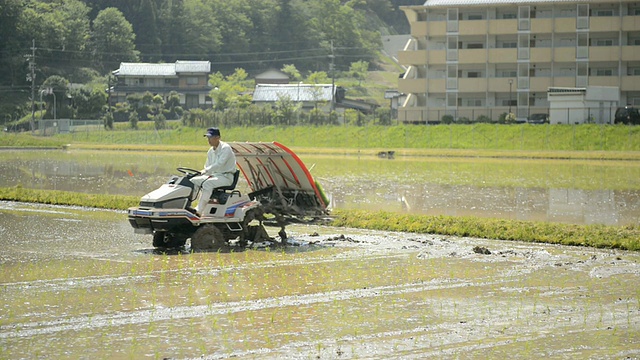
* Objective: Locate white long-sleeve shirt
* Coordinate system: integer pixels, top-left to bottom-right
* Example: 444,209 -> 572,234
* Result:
202,141 -> 236,176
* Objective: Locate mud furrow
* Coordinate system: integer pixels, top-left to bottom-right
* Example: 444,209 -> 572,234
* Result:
1,251 -> 410,292
0,277 -> 499,339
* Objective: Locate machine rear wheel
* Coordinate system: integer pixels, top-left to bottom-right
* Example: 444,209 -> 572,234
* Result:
191,225 -> 226,251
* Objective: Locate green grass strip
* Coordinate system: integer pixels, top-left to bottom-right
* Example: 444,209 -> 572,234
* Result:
2,186 -> 637,251
0,186 -> 139,210
330,209 -> 640,251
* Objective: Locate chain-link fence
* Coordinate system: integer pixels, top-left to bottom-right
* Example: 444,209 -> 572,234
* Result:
36,119 -> 103,136
398,106 -> 627,125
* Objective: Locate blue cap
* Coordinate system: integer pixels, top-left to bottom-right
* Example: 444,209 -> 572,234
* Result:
204,127 -> 220,137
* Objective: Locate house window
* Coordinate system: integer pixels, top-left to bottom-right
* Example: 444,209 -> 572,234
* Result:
186,77 -> 199,85
502,13 -> 517,19
467,13 -> 483,20
165,79 -> 171,84
501,41 -> 517,48
467,43 -> 484,49
467,72 -> 481,78
185,94 -> 199,109
137,78 -> 144,85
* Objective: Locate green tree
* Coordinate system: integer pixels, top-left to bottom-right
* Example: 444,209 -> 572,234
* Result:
129,110 -> 139,129
134,0 -> 161,61
274,95 -> 301,125
0,0 -> 24,87
71,86 -> 107,119
209,68 -> 252,111
349,60 -> 369,86
281,64 -> 302,82
91,7 -> 139,73
41,76 -> 70,119
103,111 -> 114,129
59,0 -> 92,66
306,71 -> 329,84
306,0 -> 380,70
181,0 -> 223,59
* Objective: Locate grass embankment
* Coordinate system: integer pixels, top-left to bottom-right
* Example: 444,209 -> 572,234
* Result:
8,123 -> 639,156
2,187 -> 638,251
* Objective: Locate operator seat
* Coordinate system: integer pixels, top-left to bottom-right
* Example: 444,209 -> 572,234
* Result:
214,169 -> 240,192
210,169 -> 240,204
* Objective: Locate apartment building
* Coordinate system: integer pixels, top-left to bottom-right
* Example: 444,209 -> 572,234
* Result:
111,60 -> 212,109
398,0 -> 640,123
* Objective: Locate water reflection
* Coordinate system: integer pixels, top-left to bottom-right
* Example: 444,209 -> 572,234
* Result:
1,150 -> 638,226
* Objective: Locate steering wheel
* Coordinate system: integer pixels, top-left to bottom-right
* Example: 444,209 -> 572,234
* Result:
176,167 -> 201,176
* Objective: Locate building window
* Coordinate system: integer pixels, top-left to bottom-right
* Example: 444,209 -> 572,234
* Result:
501,41 -> 517,48
502,13 -> 517,19
137,78 -> 144,85
464,99 -> 482,106
593,39 -> 614,46
595,68 -> 614,76
467,13 -> 483,20
164,79 -> 171,84
500,70 -> 517,77
467,72 -> 481,78
593,9 -> 614,16
186,77 -> 199,85
467,43 -> 484,49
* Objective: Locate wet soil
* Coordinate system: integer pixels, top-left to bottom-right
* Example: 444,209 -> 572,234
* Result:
0,201 -> 639,359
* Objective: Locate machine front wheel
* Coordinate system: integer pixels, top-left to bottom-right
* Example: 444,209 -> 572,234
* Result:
191,225 -> 226,251
152,231 -> 186,248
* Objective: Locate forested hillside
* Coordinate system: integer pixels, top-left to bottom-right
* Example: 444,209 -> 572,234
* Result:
0,0 -> 421,121
0,0 -> 422,82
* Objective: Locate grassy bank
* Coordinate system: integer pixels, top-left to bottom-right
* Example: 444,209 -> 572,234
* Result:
9,123 -> 639,154
1,186 -> 638,251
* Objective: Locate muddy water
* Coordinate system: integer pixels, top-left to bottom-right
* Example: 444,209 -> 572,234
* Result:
1,149 -> 639,226
1,201 -> 639,359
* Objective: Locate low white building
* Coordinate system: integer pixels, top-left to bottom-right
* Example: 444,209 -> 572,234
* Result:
547,86 -> 620,125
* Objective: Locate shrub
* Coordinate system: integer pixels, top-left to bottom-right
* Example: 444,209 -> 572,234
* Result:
476,115 -> 492,123
441,114 -> 454,124
129,111 -> 139,130
103,112 -> 114,129
153,113 -> 166,130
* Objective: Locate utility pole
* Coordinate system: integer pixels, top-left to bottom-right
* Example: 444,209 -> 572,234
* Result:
28,39 -> 36,133
107,74 -> 112,113
329,40 -> 335,112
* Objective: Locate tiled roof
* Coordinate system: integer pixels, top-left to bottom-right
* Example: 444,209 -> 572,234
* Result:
113,61 -> 210,76
175,61 -> 211,73
252,84 -> 334,102
422,0 -> 593,6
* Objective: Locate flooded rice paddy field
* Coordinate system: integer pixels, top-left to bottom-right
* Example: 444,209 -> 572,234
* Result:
1,201 -> 639,359
1,149 -> 639,226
